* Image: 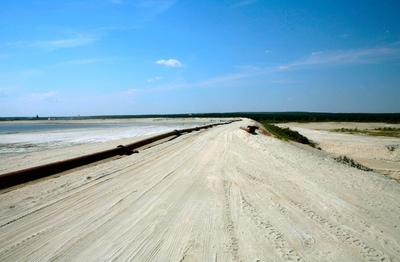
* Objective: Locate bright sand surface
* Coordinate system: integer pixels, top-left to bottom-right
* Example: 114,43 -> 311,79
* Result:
0,118 -> 224,174
279,122 -> 400,181
0,119 -> 399,261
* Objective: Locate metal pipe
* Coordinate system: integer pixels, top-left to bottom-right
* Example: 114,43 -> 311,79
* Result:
0,120 -> 239,189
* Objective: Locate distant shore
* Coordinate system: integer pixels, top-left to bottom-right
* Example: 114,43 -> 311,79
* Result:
1,112 -> 400,123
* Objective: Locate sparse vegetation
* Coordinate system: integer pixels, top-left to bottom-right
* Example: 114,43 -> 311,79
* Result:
334,156 -> 373,171
261,122 -> 317,147
374,127 -> 400,131
333,127 -> 400,138
386,145 -> 399,152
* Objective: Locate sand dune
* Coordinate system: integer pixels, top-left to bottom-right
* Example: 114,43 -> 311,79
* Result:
0,119 -> 399,261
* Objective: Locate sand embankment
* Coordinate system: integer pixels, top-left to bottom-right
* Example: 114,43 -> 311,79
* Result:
279,122 -> 400,181
0,119 -> 399,261
0,118 -> 227,174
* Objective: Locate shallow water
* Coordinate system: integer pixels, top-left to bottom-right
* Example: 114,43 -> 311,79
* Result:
0,119 -> 210,155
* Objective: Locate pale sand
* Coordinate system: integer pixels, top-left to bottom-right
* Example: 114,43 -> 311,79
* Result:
279,122 -> 400,131
0,134 -> 156,174
279,122 -> 400,181
0,118 -> 229,174
0,119 -> 400,261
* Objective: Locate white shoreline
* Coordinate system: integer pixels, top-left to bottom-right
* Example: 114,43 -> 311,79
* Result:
0,118 -> 233,174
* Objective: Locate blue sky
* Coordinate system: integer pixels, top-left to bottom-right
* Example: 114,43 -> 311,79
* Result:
0,0 -> 399,116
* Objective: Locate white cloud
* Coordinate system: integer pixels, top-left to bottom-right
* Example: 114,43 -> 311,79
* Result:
156,58 -> 183,67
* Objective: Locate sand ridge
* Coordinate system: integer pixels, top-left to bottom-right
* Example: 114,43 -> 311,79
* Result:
0,119 -> 399,261
0,118 -> 231,174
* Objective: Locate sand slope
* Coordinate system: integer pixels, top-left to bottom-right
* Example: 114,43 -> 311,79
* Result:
0,119 -> 399,261
278,122 -> 400,181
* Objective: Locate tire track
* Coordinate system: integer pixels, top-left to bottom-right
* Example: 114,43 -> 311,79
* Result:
223,181 -> 240,261
290,200 -> 391,262
240,194 -> 303,261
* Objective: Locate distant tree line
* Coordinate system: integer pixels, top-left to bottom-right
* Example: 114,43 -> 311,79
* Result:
1,112 -> 400,123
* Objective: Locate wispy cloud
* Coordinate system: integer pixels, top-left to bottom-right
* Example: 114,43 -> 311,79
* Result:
3,1 -> 175,54
95,25 -> 137,32
139,67 -> 272,93
143,43 -> 400,93
279,44 -> 400,70
6,34 -> 97,51
231,0 -> 258,8
32,35 -> 97,50
63,57 -> 116,65
193,69 -> 268,88
156,58 -> 183,67
105,0 -> 176,23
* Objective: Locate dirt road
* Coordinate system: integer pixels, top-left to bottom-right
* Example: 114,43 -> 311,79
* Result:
0,119 -> 399,261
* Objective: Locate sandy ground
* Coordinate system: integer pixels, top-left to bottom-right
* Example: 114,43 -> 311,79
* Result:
0,118 -> 229,174
0,133 -> 163,174
279,122 -> 400,181
0,119 -> 400,261
279,122 -> 400,131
